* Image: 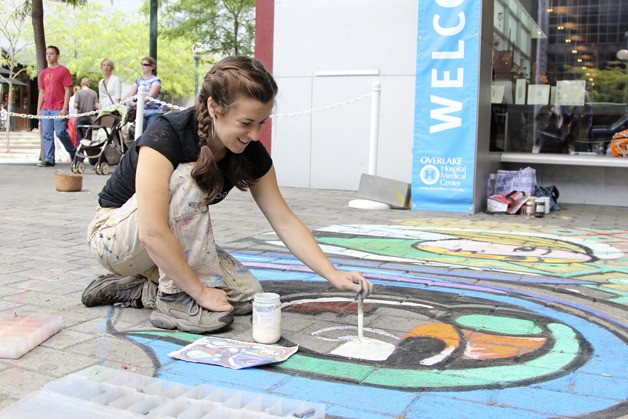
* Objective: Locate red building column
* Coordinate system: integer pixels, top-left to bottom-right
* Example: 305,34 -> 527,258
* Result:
255,0 -> 275,153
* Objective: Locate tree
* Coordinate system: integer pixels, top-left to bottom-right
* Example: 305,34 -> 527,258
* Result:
566,62 -> 628,104
26,0 -> 84,162
160,0 -> 255,57
0,0 -> 37,151
27,0 -> 85,74
44,1 -> 197,101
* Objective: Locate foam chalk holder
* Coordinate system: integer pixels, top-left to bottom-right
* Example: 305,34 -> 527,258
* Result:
0,313 -> 63,359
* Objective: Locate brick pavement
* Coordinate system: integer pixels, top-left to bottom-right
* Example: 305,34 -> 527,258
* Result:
0,162 -> 626,418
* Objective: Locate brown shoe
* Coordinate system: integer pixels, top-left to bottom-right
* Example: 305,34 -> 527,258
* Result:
81,274 -> 146,308
149,292 -> 234,334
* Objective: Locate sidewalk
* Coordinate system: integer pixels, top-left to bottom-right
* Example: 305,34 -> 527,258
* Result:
0,162 -> 626,418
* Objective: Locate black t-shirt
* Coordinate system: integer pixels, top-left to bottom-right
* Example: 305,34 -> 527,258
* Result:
98,107 -> 273,208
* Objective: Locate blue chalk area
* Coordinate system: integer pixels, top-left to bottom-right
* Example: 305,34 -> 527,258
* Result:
405,395 -> 547,419
128,335 -> 416,418
439,385 -> 623,418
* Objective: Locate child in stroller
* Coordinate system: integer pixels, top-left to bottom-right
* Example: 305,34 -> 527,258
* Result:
71,105 -> 134,175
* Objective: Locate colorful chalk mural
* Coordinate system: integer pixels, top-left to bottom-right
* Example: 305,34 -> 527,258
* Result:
105,219 -> 628,418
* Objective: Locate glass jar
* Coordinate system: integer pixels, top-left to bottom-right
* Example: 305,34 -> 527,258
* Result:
252,293 -> 281,344
525,200 -> 535,216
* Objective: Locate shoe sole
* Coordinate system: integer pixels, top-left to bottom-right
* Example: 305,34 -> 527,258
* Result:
81,275 -> 146,307
149,311 -> 234,334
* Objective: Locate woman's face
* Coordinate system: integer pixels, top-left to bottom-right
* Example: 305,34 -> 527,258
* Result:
210,97 -> 273,155
101,62 -> 113,76
141,60 -> 154,75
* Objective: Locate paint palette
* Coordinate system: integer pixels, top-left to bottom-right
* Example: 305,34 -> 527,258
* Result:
0,313 -> 63,359
0,365 -> 326,418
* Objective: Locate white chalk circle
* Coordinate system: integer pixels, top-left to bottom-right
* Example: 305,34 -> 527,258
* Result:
330,336 -> 396,361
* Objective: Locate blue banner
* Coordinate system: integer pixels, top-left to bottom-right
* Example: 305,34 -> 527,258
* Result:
412,0 -> 481,212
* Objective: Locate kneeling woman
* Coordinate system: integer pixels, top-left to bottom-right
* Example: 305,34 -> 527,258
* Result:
81,56 -> 372,333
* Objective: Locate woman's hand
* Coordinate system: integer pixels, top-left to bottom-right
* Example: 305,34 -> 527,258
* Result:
250,168 -> 374,299
327,271 -> 373,297
191,287 -> 234,313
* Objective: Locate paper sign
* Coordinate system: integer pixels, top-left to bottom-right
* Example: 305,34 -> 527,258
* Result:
491,85 -> 505,104
492,80 -> 513,104
556,80 -> 586,106
527,84 -> 550,105
169,336 -> 299,370
515,79 -> 526,105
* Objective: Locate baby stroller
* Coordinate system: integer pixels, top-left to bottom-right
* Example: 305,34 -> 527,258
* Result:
71,106 -> 131,175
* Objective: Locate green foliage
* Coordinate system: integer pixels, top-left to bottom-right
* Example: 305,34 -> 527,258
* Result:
565,63 -> 628,104
160,0 -> 255,56
0,0 -> 37,80
43,2 -> 198,101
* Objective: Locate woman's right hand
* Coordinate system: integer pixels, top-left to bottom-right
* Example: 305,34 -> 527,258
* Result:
193,287 -> 234,313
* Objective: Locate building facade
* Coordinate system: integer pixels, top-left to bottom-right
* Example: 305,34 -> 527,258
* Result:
256,0 -> 627,210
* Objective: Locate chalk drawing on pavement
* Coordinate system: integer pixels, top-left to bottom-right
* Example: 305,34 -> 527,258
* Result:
105,220 -> 628,418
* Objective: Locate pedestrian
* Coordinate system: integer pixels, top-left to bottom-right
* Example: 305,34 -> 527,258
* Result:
121,56 -> 164,130
68,86 -> 80,147
36,45 -> 77,167
81,55 -> 373,334
74,77 -> 99,143
98,58 -> 122,111
0,103 -> 7,130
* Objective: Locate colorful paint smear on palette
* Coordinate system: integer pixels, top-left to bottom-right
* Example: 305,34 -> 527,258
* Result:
104,220 -> 627,418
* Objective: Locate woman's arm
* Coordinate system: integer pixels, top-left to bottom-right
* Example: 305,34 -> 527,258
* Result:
121,83 -> 138,104
135,146 -> 233,312
146,80 -> 161,99
250,165 -> 373,296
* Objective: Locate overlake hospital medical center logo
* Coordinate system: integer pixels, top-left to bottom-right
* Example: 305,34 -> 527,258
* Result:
419,164 -> 439,185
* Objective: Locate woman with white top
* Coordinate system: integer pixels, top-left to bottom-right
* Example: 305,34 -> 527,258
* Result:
98,58 -> 122,111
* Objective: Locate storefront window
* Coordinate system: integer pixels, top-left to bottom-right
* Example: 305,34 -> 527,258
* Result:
491,0 -> 628,157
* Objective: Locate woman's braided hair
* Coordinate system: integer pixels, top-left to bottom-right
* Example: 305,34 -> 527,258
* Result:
192,56 -> 278,206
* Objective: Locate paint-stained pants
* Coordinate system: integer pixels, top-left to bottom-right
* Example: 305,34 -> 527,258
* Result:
86,163 -> 262,303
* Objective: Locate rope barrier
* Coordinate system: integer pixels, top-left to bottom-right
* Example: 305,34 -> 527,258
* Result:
271,93 -> 373,118
4,92 -> 374,121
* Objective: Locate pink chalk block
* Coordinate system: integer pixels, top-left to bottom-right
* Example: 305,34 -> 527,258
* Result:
0,313 -> 63,359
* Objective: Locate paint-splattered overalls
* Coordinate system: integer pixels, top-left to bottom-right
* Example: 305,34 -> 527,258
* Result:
86,163 -> 262,305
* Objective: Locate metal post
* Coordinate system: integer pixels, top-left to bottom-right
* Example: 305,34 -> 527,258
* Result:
135,85 -> 145,140
368,81 -> 382,176
150,0 -> 158,67
194,55 -> 200,96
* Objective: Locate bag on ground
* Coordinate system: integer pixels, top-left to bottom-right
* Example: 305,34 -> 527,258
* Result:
534,185 -> 560,211
495,167 -> 537,195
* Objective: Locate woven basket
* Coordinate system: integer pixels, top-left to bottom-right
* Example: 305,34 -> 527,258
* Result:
55,170 -> 83,192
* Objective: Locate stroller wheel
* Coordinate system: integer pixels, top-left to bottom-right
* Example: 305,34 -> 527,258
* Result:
100,162 -> 110,175
71,162 -> 77,173
95,163 -> 102,175
77,161 -> 85,174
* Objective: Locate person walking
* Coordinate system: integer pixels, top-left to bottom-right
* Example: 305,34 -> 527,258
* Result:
68,86 -> 80,147
74,77 -> 99,143
81,56 -> 373,334
98,58 -> 122,111
36,46 -> 77,167
0,103 -> 7,130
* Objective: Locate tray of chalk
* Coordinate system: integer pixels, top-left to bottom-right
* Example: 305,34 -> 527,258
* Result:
0,313 -> 63,359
